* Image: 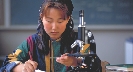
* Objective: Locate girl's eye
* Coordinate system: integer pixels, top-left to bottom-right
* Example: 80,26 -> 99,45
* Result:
58,21 -> 63,23
45,17 -> 52,23
46,20 -> 52,23
58,20 -> 64,23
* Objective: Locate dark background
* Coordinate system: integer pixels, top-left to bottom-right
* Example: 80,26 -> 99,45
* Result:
11,0 -> 133,25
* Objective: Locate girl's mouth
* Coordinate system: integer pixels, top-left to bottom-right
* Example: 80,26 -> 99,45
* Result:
51,32 -> 58,34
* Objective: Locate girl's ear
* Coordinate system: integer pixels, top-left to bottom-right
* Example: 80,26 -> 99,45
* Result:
66,16 -> 71,24
67,16 -> 70,22
68,16 -> 70,20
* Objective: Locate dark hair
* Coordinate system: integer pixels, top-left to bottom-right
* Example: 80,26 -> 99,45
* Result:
40,0 -> 73,18
37,0 -> 76,55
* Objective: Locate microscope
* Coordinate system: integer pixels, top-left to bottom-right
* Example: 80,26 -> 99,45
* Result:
67,10 -> 102,72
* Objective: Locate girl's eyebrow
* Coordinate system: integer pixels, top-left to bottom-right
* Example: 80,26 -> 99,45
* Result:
46,17 -> 64,20
58,18 -> 64,20
45,17 -> 52,20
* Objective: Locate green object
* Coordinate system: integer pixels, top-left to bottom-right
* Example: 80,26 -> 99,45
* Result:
107,64 -> 133,68
106,64 -> 133,71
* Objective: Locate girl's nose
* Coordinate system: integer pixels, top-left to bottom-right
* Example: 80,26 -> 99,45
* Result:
52,23 -> 58,29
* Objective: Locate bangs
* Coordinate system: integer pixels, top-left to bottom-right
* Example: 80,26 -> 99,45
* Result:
41,2 -> 70,20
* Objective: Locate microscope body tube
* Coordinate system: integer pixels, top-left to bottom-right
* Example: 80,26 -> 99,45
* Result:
77,10 -> 85,52
78,10 -> 85,43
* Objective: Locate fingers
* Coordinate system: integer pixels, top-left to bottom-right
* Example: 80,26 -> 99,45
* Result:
22,60 -> 38,72
59,55 -> 68,60
28,60 -> 38,70
56,55 -> 75,66
61,53 -> 69,56
56,56 -> 66,63
56,53 -> 78,66
56,57 -> 67,66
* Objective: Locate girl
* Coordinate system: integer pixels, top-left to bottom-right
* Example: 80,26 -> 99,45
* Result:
0,0 -> 90,72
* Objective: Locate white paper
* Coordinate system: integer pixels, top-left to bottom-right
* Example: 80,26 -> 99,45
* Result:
35,69 -> 45,72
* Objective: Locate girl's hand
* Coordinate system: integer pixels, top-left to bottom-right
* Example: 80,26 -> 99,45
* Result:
22,60 -> 38,72
56,53 -> 77,66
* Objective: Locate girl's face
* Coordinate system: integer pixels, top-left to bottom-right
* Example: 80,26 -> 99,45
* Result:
41,8 -> 70,40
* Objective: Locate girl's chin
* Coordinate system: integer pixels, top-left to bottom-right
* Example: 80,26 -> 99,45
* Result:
50,37 -> 59,40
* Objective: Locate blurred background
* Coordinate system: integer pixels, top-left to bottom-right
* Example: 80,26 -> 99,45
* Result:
0,0 -> 133,67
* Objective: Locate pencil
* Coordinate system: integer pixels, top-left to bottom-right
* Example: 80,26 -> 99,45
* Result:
50,57 -> 57,58
29,51 -> 33,60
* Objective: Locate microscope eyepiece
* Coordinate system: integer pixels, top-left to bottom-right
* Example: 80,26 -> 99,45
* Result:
79,10 -> 84,17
